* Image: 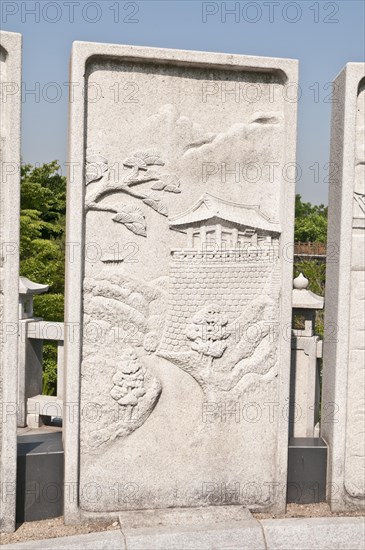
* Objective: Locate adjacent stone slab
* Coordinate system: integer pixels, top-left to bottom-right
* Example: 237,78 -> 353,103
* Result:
118,505 -> 253,529
1,531 -> 126,549
261,517 -> 365,550
65,41 -> 298,522
0,31 -> 22,533
123,521 -> 266,550
118,506 -> 264,549
322,63 -> 365,512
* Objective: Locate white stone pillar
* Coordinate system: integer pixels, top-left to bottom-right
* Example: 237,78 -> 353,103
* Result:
216,223 -> 222,247
200,225 -> 206,251
0,31 -> 22,533
232,228 -> 238,248
322,62 -> 365,512
187,227 -> 193,248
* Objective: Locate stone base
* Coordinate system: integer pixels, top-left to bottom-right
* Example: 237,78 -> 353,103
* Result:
118,505 -> 253,529
3,516 -> 365,549
17,431 -> 63,523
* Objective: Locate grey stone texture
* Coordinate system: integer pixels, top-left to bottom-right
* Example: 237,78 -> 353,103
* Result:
64,41 -> 298,523
119,506 -> 265,549
260,517 -> 365,550
2,530 -> 126,549
0,31 -> 22,533
321,62 -> 365,512
2,516 -> 365,549
123,522 -> 266,550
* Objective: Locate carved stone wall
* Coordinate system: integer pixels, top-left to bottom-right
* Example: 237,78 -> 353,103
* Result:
160,255 -> 277,353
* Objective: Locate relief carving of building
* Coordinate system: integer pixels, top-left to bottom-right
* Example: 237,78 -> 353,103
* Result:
158,194 -> 281,392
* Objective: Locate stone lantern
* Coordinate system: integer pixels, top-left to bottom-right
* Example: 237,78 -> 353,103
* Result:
19,276 -> 49,319
290,273 -> 324,438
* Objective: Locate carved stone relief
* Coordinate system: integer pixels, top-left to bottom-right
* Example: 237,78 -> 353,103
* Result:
80,270 -> 165,451
85,150 -> 181,236
66,45 -> 298,519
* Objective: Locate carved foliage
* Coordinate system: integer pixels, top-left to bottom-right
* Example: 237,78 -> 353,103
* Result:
86,152 -> 108,185
85,150 -> 182,236
82,272 -> 166,451
113,204 -> 147,237
110,349 -> 146,413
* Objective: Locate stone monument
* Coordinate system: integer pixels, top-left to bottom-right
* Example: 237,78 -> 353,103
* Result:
0,31 -> 22,533
322,62 -> 365,512
64,42 -> 298,522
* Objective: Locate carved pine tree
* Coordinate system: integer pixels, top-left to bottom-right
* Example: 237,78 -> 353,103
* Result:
186,304 -> 230,369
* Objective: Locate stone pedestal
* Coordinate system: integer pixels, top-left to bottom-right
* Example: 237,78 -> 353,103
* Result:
64,42 -> 298,523
0,31 -> 22,533
322,62 -> 365,512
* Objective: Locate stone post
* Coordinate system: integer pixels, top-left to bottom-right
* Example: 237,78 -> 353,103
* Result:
0,31 -> 22,533
321,62 -> 365,512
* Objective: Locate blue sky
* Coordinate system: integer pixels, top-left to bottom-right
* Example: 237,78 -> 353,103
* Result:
2,0 -> 364,204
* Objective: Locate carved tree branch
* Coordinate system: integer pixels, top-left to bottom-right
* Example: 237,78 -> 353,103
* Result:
87,202 -> 118,214
126,175 -> 160,187
86,175 -> 159,208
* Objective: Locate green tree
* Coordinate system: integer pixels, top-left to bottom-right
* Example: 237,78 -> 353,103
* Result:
294,194 -> 328,243
20,161 -> 66,294
294,194 -> 328,337
20,162 -> 66,394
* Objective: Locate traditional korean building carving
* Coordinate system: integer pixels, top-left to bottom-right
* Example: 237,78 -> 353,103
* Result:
159,194 -> 281,355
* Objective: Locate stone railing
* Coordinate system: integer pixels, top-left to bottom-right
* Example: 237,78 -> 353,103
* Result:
294,242 -> 327,258
170,245 -> 278,262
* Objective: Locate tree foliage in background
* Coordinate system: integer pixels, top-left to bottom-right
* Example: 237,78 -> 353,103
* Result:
294,194 -> 328,243
294,194 -> 328,337
20,162 -> 66,394
294,194 -> 328,295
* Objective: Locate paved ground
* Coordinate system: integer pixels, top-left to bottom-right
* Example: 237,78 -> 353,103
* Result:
2,512 -> 364,549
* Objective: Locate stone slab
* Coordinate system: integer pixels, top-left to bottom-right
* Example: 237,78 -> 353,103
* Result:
321,62 -> 365,512
64,41 -> 298,523
0,31 -> 22,533
123,521 -> 266,550
261,517 -> 365,550
3,517 -> 364,549
1,530 -> 126,549
118,505 -> 253,529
